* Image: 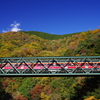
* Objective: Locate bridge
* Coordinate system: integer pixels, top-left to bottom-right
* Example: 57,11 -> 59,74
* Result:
0,56 -> 100,76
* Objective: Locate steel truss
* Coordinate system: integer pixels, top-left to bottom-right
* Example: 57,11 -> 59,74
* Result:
0,56 -> 100,76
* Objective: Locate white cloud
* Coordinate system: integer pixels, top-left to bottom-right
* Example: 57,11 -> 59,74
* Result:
2,21 -> 22,33
10,21 -> 22,32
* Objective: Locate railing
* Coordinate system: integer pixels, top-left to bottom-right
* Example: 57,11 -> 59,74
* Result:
0,56 -> 100,76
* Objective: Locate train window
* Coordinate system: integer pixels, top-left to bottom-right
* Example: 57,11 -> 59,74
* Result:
38,64 -> 41,66
98,63 -> 100,65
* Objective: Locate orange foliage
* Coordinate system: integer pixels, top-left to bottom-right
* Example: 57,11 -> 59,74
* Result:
15,95 -> 28,100
30,84 -> 43,100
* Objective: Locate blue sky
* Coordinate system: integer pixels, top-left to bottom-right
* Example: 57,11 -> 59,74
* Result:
0,0 -> 100,35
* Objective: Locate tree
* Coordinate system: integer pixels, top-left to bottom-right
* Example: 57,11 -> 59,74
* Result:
15,95 -> 28,100
84,96 -> 99,100
30,84 -> 43,100
0,81 -> 13,100
18,77 -> 37,99
40,92 -> 50,100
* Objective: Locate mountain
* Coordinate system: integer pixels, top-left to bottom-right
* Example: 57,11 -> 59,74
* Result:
0,29 -> 100,100
23,31 -> 81,40
0,29 -> 100,57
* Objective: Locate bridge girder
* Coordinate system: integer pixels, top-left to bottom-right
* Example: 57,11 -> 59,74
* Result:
0,56 -> 100,76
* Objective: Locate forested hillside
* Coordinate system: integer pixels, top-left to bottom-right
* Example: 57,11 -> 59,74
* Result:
0,29 -> 100,100
0,29 -> 100,57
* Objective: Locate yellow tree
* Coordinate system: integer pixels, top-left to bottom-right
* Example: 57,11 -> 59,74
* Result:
84,96 -> 100,100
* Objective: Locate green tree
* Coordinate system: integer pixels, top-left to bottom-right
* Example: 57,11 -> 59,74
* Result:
18,77 -> 37,99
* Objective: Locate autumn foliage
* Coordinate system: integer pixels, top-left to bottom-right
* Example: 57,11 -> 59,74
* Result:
0,29 -> 100,100
30,84 -> 43,100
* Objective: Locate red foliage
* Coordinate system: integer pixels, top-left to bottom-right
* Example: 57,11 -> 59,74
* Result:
12,80 -> 15,82
43,85 -> 53,95
30,84 -> 43,100
2,81 -> 8,89
15,95 -> 28,100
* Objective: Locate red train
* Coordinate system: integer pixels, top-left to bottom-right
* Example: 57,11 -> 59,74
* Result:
0,62 -> 100,70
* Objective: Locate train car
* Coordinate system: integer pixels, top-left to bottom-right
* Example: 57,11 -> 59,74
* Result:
0,62 -> 100,72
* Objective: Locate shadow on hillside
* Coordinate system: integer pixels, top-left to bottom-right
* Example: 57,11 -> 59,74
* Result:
0,82 -> 13,100
72,76 -> 100,100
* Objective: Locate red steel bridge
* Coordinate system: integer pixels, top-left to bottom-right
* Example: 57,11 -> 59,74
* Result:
0,56 -> 100,76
